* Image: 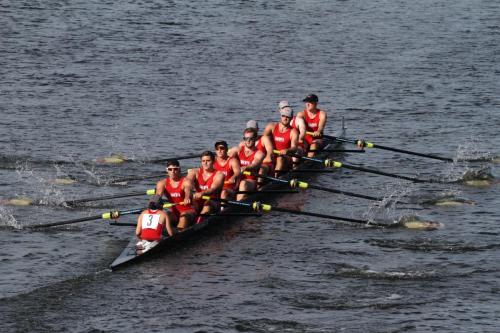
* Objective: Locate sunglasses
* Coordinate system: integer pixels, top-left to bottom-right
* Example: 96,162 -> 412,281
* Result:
243,136 -> 256,142
215,146 -> 227,151
167,167 -> 180,171
281,115 -> 292,119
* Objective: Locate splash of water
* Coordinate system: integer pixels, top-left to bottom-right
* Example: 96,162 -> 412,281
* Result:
0,205 -> 21,229
14,161 -> 68,206
362,181 -> 417,226
455,136 -> 494,162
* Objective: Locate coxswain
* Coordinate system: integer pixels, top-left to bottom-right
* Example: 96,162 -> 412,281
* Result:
234,127 -> 265,201
263,103 -> 299,175
214,140 -> 241,201
135,195 -> 168,251
296,93 -> 327,156
188,150 -> 225,217
155,159 -> 196,234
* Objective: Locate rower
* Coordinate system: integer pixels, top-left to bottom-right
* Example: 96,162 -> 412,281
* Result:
188,150 -> 225,217
263,103 -> 299,175
135,195 -> 168,250
214,140 -> 241,201
279,100 -> 307,155
296,93 -> 327,157
155,159 -> 196,234
234,127 -> 265,201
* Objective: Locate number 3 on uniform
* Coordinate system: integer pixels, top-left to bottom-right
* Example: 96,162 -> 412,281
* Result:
141,214 -> 160,229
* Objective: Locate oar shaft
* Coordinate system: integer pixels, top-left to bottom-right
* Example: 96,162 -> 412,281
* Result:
290,153 -> 428,183
308,184 -> 382,201
369,143 -> 453,162
26,214 -> 104,229
151,153 -> 200,164
236,190 -> 299,194
321,133 -> 453,162
27,208 -> 144,229
64,190 -> 150,205
340,164 -> 426,183
270,206 -> 375,225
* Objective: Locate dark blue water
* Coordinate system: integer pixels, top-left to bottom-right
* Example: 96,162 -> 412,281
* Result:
1,0 -> 499,332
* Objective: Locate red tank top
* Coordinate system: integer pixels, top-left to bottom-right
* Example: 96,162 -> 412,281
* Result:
214,157 -> 234,179
304,109 -> 321,131
195,168 -> 217,198
214,157 -> 236,190
290,117 -> 298,130
140,209 -> 163,241
272,123 -> 292,150
165,177 -> 186,205
256,136 -> 266,155
239,146 -> 258,180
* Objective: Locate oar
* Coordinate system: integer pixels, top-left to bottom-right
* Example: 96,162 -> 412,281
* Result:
203,196 -> 386,227
150,153 -> 200,164
236,189 -> 299,194
283,151 -> 434,183
314,132 -> 454,162
26,202 -> 178,229
308,149 -> 365,153
110,173 -> 165,184
243,171 -> 383,202
62,189 -> 156,206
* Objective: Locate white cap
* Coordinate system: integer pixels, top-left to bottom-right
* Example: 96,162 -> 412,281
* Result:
246,119 -> 258,130
278,100 -> 290,110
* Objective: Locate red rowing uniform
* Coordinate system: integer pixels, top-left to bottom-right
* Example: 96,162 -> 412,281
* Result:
164,177 -> 194,217
256,136 -> 266,155
139,209 -> 163,241
195,168 -> 218,198
214,157 -> 236,190
239,146 -> 258,180
272,123 -> 292,150
303,109 -> 322,145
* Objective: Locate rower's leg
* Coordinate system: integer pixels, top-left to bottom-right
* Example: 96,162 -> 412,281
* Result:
165,211 -> 176,236
258,164 -> 270,189
274,156 -> 286,177
178,211 -> 195,230
237,180 -> 255,201
308,143 -> 318,157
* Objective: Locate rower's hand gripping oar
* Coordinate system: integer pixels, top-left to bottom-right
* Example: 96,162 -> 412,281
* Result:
26,202 -> 178,229
242,171 -> 383,202
281,150 -> 435,183
312,132 -> 454,162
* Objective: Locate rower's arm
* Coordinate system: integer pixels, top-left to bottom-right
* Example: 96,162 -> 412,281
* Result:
155,179 -> 166,197
289,128 -> 299,153
206,172 -> 225,196
261,135 -> 274,162
229,158 -> 241,183
317,111 -> 327,135
228,145 -> 240,158
295,117 -> 306,142
262,123 -> 274,137
182,178 -> 194,204
135,211 -> 144,237
245,151 -> 264,171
